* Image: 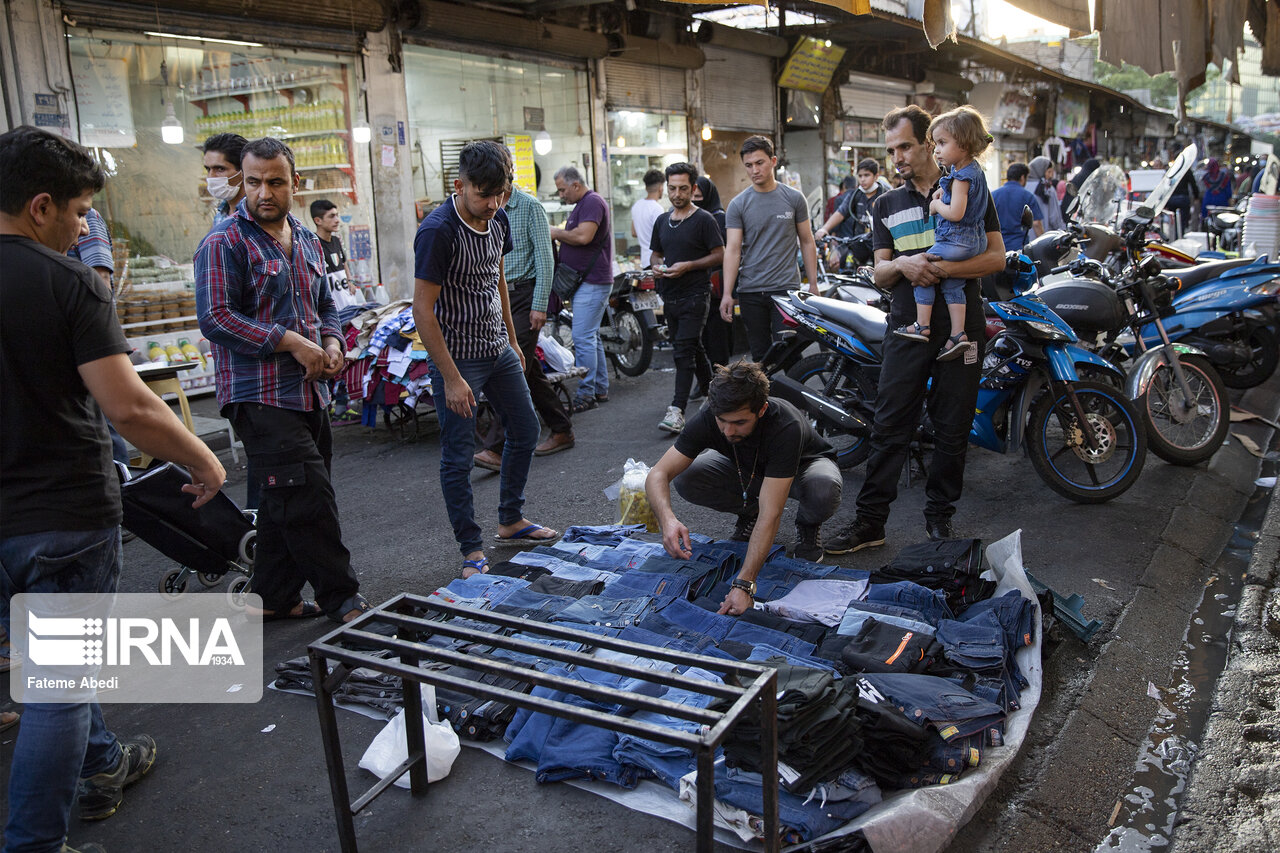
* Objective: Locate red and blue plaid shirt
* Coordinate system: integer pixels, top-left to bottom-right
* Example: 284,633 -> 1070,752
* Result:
195,201 -> 342,411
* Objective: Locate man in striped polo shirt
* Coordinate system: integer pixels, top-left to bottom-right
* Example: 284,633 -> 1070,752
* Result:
413,141 -> 558,577
826,105 -> 1005,555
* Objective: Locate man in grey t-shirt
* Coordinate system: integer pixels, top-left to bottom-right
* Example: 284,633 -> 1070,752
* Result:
720,136 -> 819,361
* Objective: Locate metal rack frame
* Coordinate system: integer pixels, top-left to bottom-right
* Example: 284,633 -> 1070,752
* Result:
308,593 -> 781,853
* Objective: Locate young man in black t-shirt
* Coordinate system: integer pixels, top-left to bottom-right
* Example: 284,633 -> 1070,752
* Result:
0,125 -> 225,849
310,198 -> 359,310
645,363 -> 841,614
649,162 -> 724,434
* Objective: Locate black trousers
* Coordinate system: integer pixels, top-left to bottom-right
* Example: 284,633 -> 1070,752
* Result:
854,283 -> 982,526
673,450 -> 842,528
737,290 -> 788,363
665,291 -> 713,411
483,279 -> 572,452
225,402 -> 359,616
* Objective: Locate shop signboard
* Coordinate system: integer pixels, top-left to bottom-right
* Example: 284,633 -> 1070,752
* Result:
994,88 -> 1034,136
69,55 -> 136,148
1055,90 -> 1090,138
777,37 -> 846,94
504,133 -> 536,196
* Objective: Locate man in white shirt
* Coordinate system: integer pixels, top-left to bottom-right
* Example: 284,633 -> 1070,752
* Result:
630,168 -> 664,268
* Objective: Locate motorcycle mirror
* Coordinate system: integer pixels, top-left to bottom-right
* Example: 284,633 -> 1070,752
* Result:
1020,205 -> 1034,230
1135,205 -> 1154,219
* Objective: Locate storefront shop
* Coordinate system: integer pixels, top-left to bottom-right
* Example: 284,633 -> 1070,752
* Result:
402,44 -> 594,231
64,26 -> 377,392
698,43 -> 780,208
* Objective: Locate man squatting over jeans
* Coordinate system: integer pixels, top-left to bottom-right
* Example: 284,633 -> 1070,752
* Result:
1,125 -> 226,852
413,140 -> 559,579
196,136 -> 369,624
648,161 -> 724,435
645,362 -> 842,616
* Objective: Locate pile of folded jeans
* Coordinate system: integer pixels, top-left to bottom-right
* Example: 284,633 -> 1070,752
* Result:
273,653 -> 405,719
276,525 -> 1036,845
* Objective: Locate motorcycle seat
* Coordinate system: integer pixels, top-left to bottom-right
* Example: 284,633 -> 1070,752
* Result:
803,295 -> 889,343
1165,257 -> 1256,291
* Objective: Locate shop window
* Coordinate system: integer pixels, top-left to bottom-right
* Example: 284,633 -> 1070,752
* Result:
606,111 -> 688,268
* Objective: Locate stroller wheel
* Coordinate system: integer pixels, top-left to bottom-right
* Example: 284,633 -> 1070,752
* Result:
197,571 -> 223,588
238,530 -> 257,567
226,577 -> 253,610
159,569 -> 188,599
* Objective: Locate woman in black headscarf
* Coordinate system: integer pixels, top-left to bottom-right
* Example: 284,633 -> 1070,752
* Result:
694,176 -> 734,373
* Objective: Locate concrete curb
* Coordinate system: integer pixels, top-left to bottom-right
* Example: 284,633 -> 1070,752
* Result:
949,380 -> 1280,853
1169,430 -> 1280,851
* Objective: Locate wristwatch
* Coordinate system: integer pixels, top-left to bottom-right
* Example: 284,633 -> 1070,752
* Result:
730,578 -> 757,597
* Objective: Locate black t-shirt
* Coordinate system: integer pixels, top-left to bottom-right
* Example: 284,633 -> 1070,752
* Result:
0,235 -> 131,535
870,179 -> 1000,339
318,234 -> 348,293
675,397 -> 835,489
649,207 -> 724,300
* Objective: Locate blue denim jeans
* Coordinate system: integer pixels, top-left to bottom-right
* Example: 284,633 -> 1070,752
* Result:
429,346 -> 540,556
570,282 -> 611,398
865,580 -> 955,625
723,621 -> 817,658
603,571 -> 689,609
935,613 -> 1007,671
489,588 -> 577,621
551,594 -> 655,629
838,600 -> 937,637
859,673 -> 1004,741
0,528 -> 124,853
640,597 -> 735,642
562,523 -> 647,545
440,575 -> 530,608
959,589 -> 1036,652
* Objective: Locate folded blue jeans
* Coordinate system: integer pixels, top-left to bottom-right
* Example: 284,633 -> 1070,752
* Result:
551,594 -> 655,629
865,580 -> 955,625
935,613 -> 1007,670
640,597 -> 735,642
859,672 -> 1004,741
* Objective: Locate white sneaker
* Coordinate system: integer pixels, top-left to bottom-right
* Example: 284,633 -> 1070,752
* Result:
658,406 -> 685,433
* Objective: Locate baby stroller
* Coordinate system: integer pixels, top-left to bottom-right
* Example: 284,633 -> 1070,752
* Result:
118,462 -> 255,601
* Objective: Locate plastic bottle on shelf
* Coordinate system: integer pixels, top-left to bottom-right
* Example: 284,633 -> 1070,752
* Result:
164,343 -> 187,364
147,341 -> 169,364
178,339 -> 205,368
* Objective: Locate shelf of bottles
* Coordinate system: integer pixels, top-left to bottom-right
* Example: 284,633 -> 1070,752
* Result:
193,102 -> 347,142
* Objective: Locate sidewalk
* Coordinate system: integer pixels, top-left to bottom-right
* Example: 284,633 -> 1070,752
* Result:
1171,467 -> 1280,851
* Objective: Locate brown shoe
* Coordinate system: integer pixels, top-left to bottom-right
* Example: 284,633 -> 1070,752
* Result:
473,449 -> 502,472
534,431 -> 575,456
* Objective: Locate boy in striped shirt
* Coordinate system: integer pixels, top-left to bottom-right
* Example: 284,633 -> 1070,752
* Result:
413,141 -> 559,577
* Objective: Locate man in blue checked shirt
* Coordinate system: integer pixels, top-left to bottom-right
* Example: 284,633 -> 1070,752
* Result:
195,136 -> 368,625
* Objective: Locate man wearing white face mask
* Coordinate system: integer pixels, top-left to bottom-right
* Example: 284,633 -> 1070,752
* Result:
202,133 -> 247,232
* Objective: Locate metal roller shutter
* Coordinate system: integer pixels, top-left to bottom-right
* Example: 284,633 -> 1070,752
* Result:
702,46 -> 775,133
604,60 -> 686,112
840,73 -> 914,119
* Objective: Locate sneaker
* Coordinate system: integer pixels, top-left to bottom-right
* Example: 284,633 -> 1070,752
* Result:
571,396 -> 598,414
730,514 -> 757,542
658,406 -> 685,434
824,519 -> 886,555
793,524 -> 824,563
78,734 -> 157,821
925,517 -> 956,540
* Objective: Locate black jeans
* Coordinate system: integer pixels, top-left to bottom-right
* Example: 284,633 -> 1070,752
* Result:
854,282 -> 982,526
664,291 -> 712,410
483,279 -> 573,452
674,450 -> 842,528
225,402 -> 359,617
737,290 -> 788,363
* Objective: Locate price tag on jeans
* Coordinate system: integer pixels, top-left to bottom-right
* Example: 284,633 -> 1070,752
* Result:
776,760 -> 800,786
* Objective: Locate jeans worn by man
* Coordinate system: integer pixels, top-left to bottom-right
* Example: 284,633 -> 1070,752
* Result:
413,141 -> 559,577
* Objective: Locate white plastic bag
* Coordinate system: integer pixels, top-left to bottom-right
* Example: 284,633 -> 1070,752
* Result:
537,330 -> 574,374
617,458 -> 657,532
358,684 -> 460,787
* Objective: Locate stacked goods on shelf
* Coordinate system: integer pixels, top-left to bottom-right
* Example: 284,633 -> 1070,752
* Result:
115,256 -> 217,394
194,101 -> 345,142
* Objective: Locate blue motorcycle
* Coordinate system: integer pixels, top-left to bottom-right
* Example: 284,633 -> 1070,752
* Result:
1153,256 -> 1280,388
975,254 -> 1147,502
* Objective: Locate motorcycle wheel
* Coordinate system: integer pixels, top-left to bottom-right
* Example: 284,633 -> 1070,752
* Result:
1218,325 -> 1279,389
786,354 -> 875,469
606,308 -> 652,377
1026,380 -> 1147,503
1138,355 -> 1229,466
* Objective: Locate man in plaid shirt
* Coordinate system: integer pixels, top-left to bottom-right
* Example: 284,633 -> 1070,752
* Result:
196,136 -> 367,624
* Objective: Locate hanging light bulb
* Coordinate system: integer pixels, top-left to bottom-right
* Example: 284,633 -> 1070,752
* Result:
701,124 -> 712,141
657,124 -> 668,145
161,102 -> 184,145
534,130 -> 552,156
616,135 -> 626,148
352,118 -> 372,145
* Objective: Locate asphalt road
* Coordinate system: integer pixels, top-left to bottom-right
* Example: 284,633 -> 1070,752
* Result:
8,345 -> 1277,853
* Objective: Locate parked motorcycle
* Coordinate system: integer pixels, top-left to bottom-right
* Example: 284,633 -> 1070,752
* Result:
974,255 -> 1147,502
759,291 -> 886,469
1039,249 -> 1230,466
549,270 -> 662,377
